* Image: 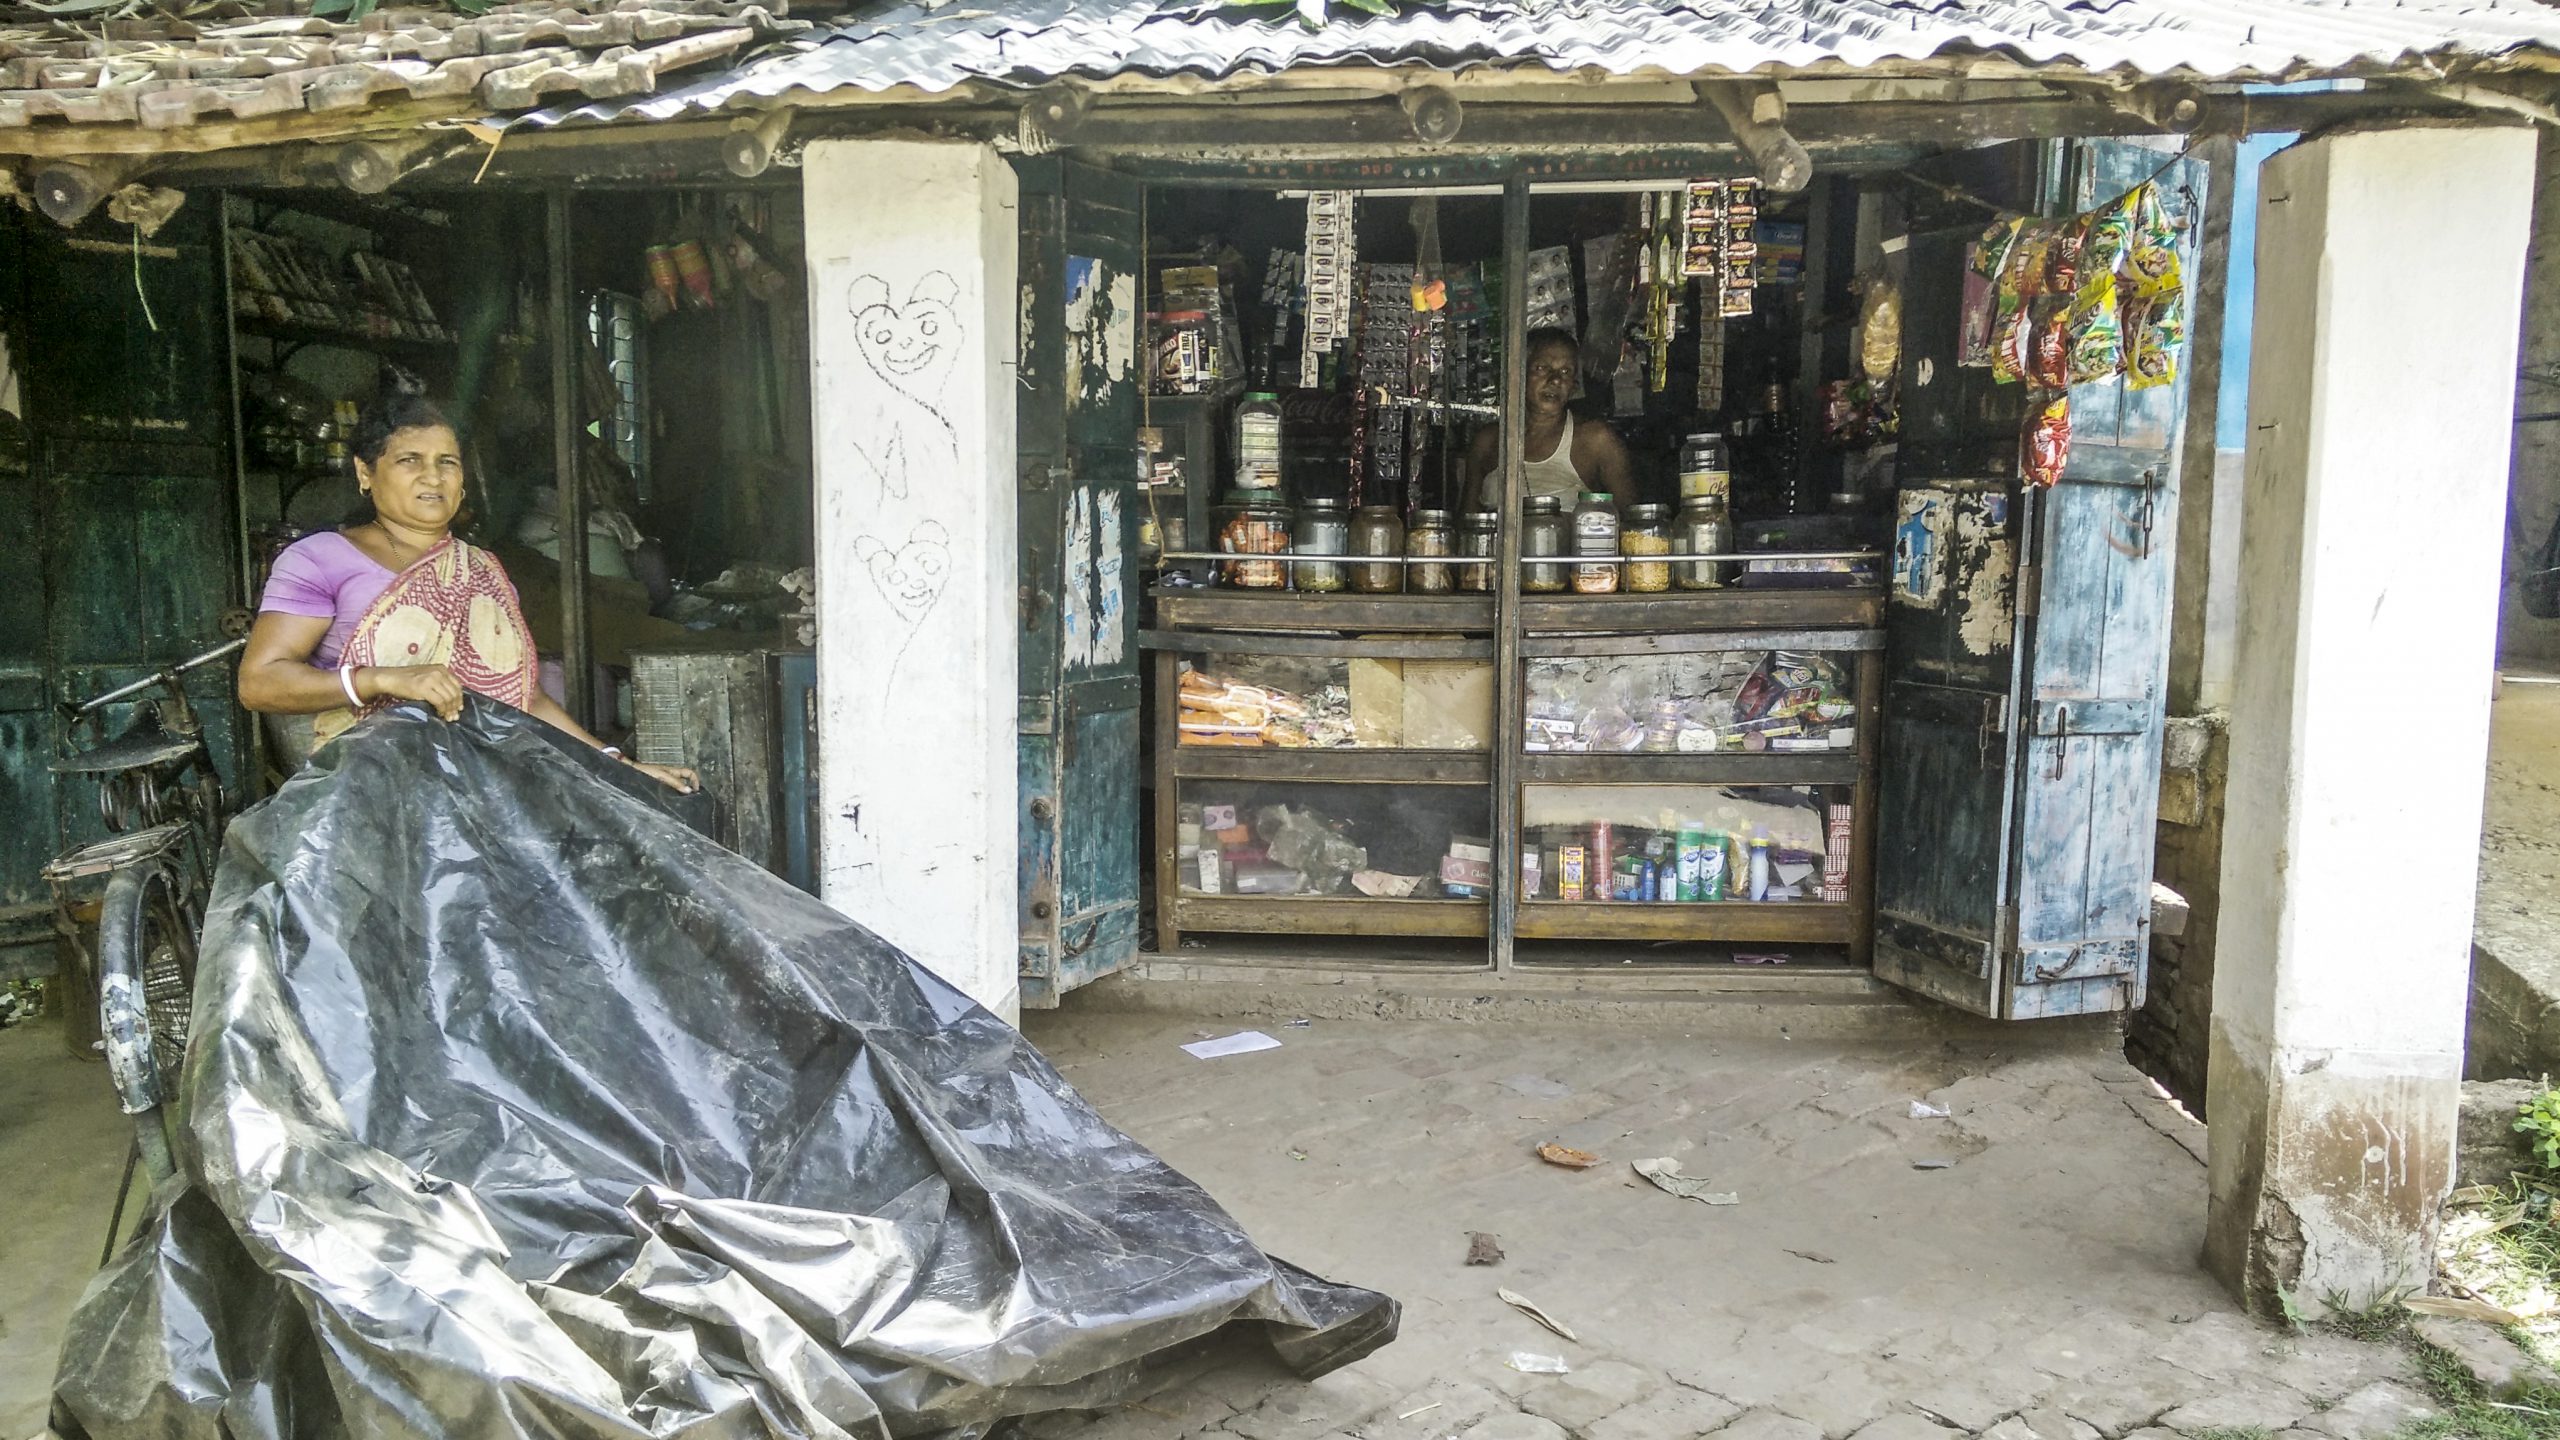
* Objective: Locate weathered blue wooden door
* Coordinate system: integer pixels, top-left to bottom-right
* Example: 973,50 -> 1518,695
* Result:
1876,142 -> 2200,1019
1013,157 -> 1143,1008
0,204 -> 242,975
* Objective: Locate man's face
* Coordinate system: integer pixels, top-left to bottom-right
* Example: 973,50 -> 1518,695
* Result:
1526,343 -> 1576,418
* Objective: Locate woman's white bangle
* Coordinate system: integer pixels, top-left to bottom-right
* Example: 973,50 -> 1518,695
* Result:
338,664 -> 363,709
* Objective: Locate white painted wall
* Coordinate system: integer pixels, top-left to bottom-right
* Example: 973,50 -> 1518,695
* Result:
2207,125 -> 2537,1307
804,140 -> 1022,1021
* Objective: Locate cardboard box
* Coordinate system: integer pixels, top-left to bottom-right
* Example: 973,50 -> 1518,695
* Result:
1350,658 -> 1405,747
1403,660 -> 1495,750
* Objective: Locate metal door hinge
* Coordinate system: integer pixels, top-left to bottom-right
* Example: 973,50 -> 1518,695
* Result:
2015,553 -> 2041,619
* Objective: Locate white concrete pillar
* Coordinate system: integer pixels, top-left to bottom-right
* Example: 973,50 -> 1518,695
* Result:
2206,124 -> 2536,1312
803,139 -> 1021,1021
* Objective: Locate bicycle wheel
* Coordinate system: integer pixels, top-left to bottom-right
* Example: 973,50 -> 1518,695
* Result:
96,865 -> 196,1185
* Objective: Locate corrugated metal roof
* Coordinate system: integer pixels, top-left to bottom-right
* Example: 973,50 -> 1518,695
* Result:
527,0 -> 2560,127
0,0 -> 798,139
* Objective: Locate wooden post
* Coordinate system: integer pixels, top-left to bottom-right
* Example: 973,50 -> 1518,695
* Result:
1490,174 -> 1531,973
546,189 -> 593,729
2165,135 -> 2236,716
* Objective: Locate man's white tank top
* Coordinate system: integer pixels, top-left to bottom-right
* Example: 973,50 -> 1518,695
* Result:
1521,411 -> 1584,500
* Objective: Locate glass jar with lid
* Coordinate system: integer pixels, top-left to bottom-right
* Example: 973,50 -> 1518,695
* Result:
1292,497 -> 1349,593
1350,504 -> 1406,594
1457,510 -> 1500,593
1520,495 -> 1568,593
1214,491 -> 1293,589
1571,491 -> 1621,595
1407,510 -> 1455,594
1678,432 -> 1732,503
1674,493 -> 1735,590
1622,503 -> 1674,593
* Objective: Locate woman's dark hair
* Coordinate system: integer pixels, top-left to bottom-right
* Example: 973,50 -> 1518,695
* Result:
1525,327 -> 1580,360
350,392 -> 455,467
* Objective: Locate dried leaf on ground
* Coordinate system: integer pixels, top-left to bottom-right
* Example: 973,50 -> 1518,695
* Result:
1632,1156 -> 1739,1205
1465,1231 -> 1504,1266
1498,1286 -> 1580,1341
2405,1295 -> 2528,1326
1536,1142 -> 1604,1170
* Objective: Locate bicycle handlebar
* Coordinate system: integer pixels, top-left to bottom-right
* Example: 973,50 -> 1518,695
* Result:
71,638 -> 249,719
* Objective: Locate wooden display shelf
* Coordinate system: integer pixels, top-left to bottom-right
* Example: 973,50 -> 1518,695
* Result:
1172,894 -> 1489,938
234,312 -> 455,356
1512,900 -> 1856,944
1140,628 -> 1492,660
1173,746 -> 1491,784
1153,588 -> 1495,634
1519,751 -> 1859,786
1517,588 -> 1881,633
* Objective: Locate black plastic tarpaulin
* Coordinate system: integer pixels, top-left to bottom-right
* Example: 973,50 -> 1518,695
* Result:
53,700 -> 1396,1439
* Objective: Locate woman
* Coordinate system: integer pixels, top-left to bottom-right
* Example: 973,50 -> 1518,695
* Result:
1465,328 -> 1636,512
239,393 -> 698,793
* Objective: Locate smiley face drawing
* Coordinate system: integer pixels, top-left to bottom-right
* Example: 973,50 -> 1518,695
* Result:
846,272 -> 964,500
855,520 -> 953,627
851,272 -> 961,394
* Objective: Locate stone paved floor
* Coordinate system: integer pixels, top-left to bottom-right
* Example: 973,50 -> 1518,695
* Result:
2,1008 -> 2437,1439
1020,1010 -> 2434,1440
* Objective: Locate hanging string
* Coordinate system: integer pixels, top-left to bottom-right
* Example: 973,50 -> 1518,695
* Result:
130,222 -> 159,332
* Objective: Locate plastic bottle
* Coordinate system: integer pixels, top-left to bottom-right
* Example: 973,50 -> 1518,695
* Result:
1571,492 -> 1621,594
1747,835 -> 1773,902
1234,391 -> 1283,490
1675,822 -> 1709,902
1696,827 -> 1729,901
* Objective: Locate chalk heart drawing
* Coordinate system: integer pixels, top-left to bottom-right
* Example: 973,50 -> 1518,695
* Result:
856,520 -> 953,626
846,272 -> 963,501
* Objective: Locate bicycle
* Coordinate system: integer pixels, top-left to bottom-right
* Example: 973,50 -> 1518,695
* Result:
41,631 -> 245,1259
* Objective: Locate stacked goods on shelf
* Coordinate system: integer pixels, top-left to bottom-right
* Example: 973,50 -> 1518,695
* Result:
1521,787 -> 1840,905
1524,651 -> 1854,754
1176,668 -> 1348,748
230,230 -> 452,343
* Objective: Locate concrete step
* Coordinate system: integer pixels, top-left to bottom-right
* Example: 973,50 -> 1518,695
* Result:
1070,955 -> 2127,1043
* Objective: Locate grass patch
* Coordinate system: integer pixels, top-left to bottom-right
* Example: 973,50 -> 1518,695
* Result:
2326,1294 -> 2416,1345
2396,1337 -> 2560,1439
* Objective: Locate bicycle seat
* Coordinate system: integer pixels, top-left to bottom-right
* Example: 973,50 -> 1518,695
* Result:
42,823 -> 190,882
53,728 -> 201,776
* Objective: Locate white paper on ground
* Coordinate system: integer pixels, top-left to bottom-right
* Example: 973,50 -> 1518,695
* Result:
1182,1030 -> 1283,1059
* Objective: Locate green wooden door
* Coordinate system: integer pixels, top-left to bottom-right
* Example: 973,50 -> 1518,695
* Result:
0,203 -> 241,974
1014,157 -> 1145,1008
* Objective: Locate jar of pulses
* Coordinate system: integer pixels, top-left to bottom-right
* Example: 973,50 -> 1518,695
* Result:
1622,502 -> 1674,592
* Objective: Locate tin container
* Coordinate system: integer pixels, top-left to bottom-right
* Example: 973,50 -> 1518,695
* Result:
1407,510 -> 1455,594
1675,495 -> 1735,590
1520,495 -> 1568,593
1559,844 -> 1588,903
1292,497 -> 1349,593
1457,510 -> 1500,593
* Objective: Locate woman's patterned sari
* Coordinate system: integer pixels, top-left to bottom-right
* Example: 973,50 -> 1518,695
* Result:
313,538 -> 539,747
